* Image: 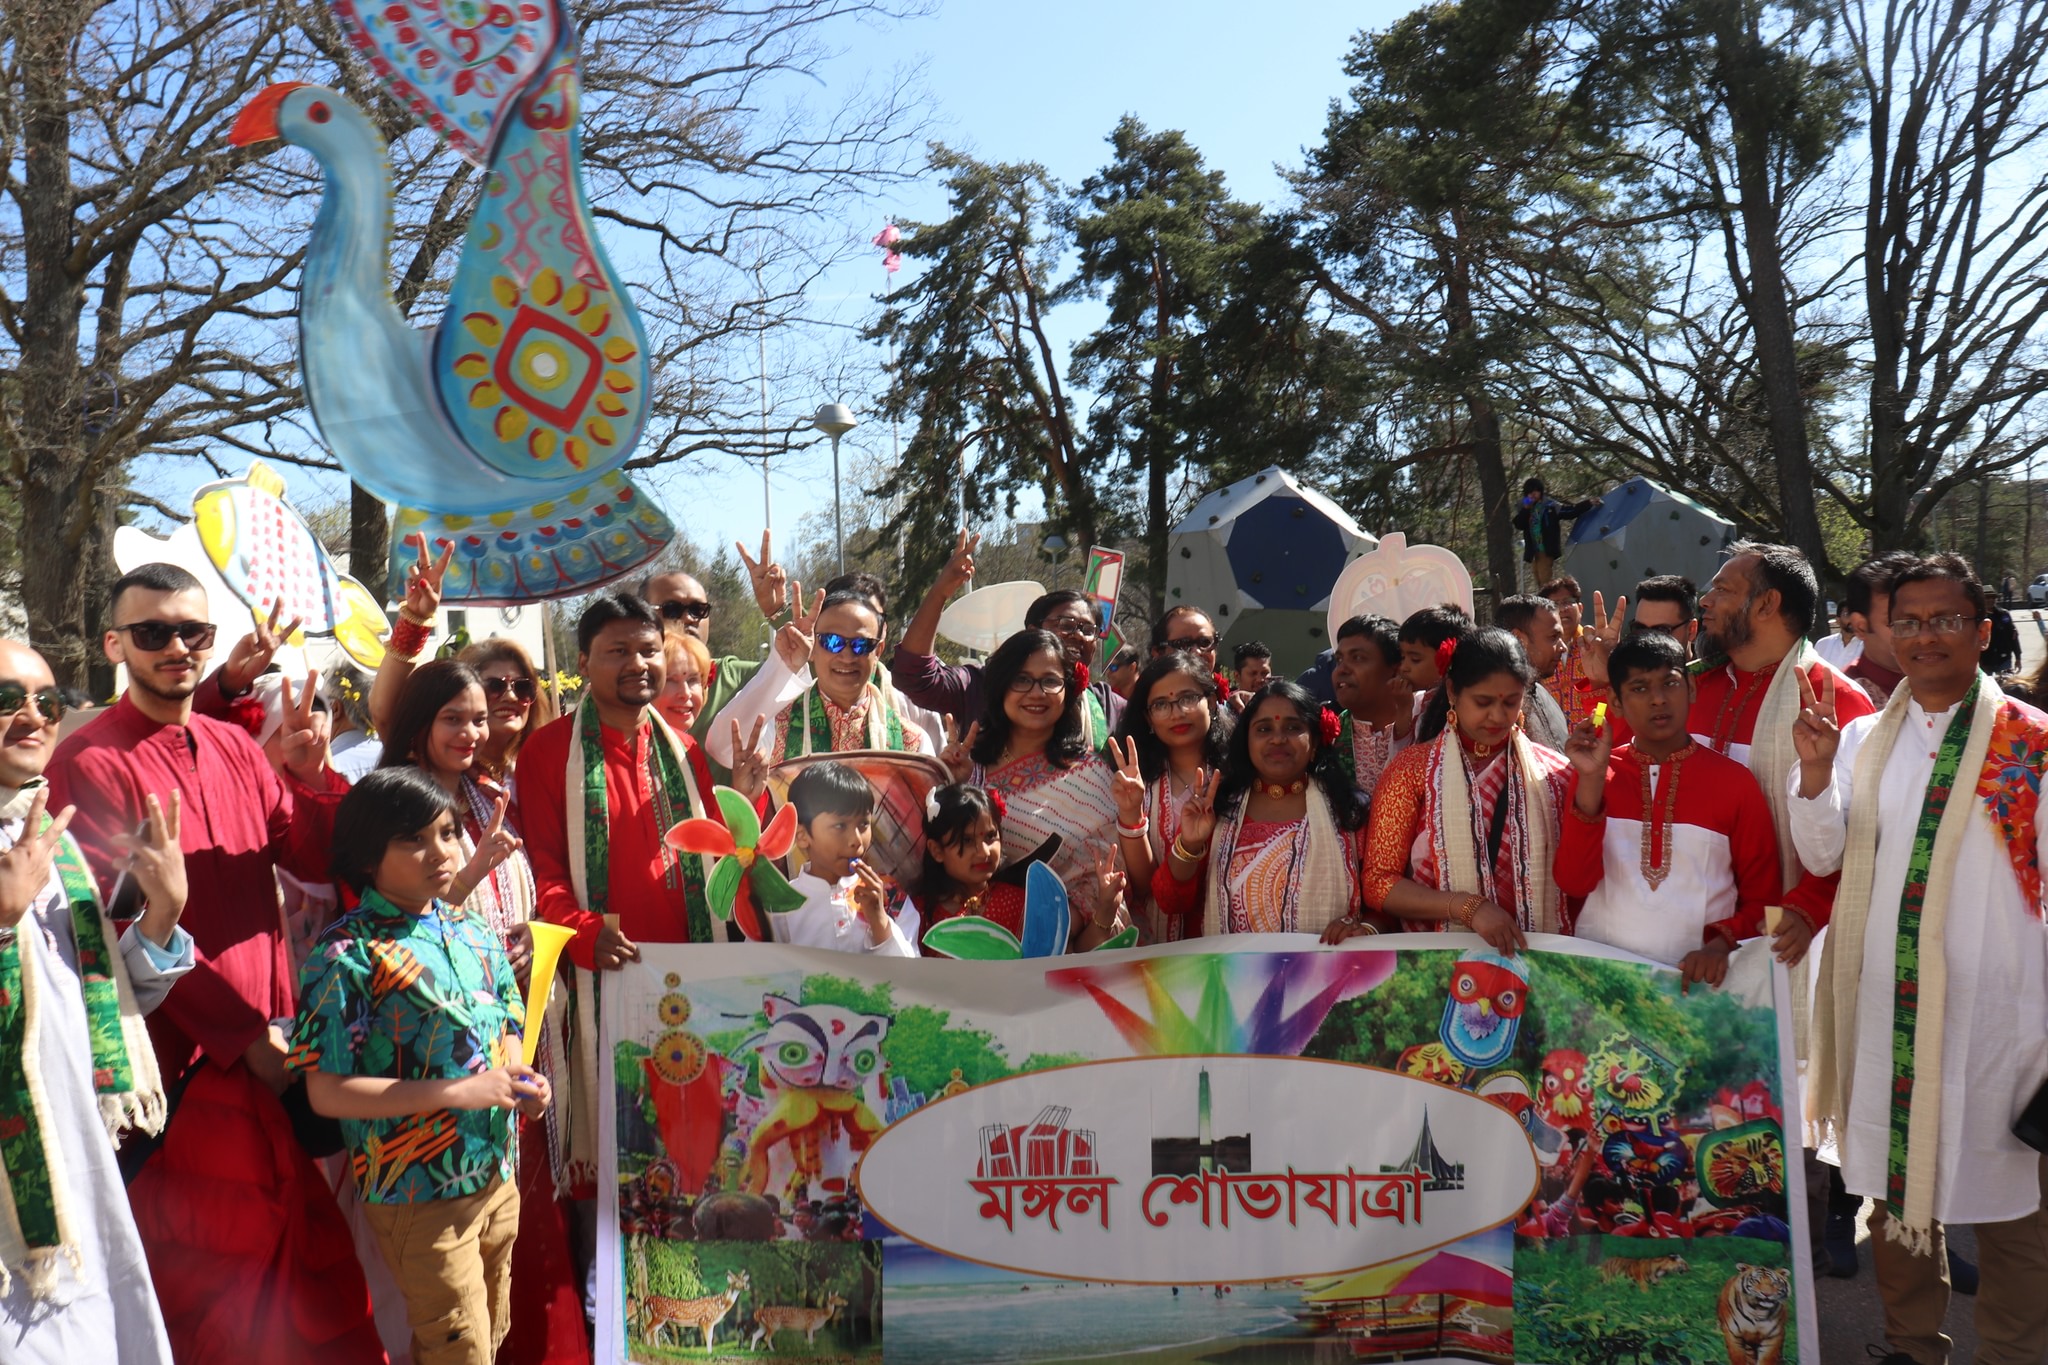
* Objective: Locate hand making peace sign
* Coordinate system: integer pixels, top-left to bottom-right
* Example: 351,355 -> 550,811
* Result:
276,672 -> 332,785
728,715 -> 770,800
220,599 -> 307,697
0,789 -> 75,933
402,537 -> 455,624
774,583 -> 825,673
938,530 -> 980,596
1793,668 -> 1842,772
466,791 -> 524,879
110,790 -> 187,928
939,717 -> 980,783
1107,735 -> 1147,827
1578,591 -> 1629,686
1174,767 -> 1224,853
736,530 -> 788,619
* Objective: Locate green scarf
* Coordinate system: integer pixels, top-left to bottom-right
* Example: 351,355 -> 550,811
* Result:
782,685 -> 905,760
577,696 -> 711,944
1885,677 -> 1979,1219
1083,687 -> 1109,755
0,810 -> 166,1297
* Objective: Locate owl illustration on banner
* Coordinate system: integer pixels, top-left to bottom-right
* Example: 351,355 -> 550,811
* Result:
1538,1048 -> 1594,1133
1439,949 -> 1529,1070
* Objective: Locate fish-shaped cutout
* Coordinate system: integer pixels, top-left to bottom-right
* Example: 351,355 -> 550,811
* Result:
191,460 -> 391,668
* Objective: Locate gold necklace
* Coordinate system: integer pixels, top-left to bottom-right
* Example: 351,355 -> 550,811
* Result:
1255,778 -> 1307,799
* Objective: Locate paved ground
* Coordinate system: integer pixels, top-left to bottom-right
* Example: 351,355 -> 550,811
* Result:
1815,609 -> 2043,1363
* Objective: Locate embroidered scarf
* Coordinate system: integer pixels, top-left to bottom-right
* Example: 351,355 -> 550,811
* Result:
560,698 -> 715,1188
1430,731 -> 1564,934
1081,688 -> 1108,754
1199,785 -> 1356,938
779,684 -> 907,760
0,790 -> 167,1299
1147,772 -> 1191,944
1810,678 -> 2039,1255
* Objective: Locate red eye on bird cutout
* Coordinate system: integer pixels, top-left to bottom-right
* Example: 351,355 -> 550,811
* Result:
308,101 -> 332,123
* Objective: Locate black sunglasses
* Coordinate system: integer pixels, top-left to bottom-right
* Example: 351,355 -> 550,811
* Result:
0,682 -> 64,724
659,600 -> 713,623
113,619 -> 217,652
483,676 -> 537,703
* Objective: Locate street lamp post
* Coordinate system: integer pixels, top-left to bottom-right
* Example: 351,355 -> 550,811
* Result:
812,402 -> 858,574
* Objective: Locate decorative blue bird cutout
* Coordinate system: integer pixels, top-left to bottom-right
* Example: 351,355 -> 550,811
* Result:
230,0 -> 674,605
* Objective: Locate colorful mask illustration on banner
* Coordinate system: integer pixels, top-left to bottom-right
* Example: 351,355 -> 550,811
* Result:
1439,949 -> 1529,1070
229,0 -> 675,606
739,994 -> 891,1205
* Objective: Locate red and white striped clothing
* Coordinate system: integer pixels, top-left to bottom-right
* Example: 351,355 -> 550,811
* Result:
1555,744 -> 1783,965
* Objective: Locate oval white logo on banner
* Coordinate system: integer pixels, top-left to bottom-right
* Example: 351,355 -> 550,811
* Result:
857,1054 -> 1536,1283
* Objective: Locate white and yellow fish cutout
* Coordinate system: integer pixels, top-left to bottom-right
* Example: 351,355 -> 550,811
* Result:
191,460 -> 390,668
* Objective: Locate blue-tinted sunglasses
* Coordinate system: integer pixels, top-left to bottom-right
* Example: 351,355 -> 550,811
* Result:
819,633 -> 879,656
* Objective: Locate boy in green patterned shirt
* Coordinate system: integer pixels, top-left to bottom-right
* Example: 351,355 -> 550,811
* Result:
289,767 -> 550,1365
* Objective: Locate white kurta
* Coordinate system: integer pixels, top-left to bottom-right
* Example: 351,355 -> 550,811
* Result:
705,653 -> 946,766
1788,691 -> 2048,1225
771,870 -> 917,957
0,818 -> 193,1365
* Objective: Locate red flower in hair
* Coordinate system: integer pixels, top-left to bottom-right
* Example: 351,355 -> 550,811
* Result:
1319,707 -> 1343,747
1434,638 -> 1458,678
1073,661 -> 1090,692
224,694 -> 267,740
986,789 -> 1008,823
1213,671 -> 1233,699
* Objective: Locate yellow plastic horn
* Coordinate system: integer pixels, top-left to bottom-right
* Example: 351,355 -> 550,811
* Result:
520,922 -> 579,1067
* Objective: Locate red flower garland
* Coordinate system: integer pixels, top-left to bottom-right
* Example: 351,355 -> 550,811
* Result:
1213,670 -> 1233,700
1073,661 -> 1090,692
986,789 -> 1008,823
1434,637 -> 1458,678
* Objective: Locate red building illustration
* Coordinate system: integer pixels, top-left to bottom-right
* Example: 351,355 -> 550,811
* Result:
977,1105 -> 1099,1179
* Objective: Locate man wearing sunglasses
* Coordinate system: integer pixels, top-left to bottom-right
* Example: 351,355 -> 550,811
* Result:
640,531 -> 790,756
46,563 -> 381,1362
0,638 -> 193,1362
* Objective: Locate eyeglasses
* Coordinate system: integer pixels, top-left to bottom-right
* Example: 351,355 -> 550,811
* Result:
482,675 -> 537,703
112,620 -> 217,652
1166,635 -> 1216,653
1147,690 -> 1207,719
818,633 -> 878,656
1044,615 -> 1099,639
1889,614 -> 1980,639
658,600 -> 712,623
1008,673 -> 1067,695
0,682 -> 65,725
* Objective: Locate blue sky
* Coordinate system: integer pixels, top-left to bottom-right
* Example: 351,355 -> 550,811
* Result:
146,1 -> 1407,573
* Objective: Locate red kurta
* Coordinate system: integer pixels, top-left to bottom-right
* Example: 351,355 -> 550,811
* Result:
516,710 -> 723,969
1688,657 -> 1875,926
48,689 -> 347,1073
1555,743 -> 1784,963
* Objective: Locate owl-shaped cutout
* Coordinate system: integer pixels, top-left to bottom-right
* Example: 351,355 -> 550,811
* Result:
1538,1048 -> 1593,1133
1439,950 -> 1529,1070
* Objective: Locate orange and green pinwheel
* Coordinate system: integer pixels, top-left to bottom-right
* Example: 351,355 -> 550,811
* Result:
665,787 -> 805,941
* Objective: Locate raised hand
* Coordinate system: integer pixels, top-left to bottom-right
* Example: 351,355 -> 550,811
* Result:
0,788 -> 73,932
1579,591 -> 1629,686
110,791 -> 187,931
938,530 -> 980,595
277,672 -> 332,784
1108,736 -> 1147,826
1086,843 -> 1129,933
939,717 -> 979,782
729,715 -> 771,799
401,537 -> 454,624
465,792 -> 524,881
774,583 -> 824,672
737,530 -> 788,619
1792,669 -> 1841,797
1561,713 -> 1611,779
220,598 -> 307,696
849,861 -> 891,938
1176,767 -> 1223,851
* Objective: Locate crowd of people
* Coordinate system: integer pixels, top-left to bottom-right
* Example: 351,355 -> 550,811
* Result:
1,518 -> 2043,1365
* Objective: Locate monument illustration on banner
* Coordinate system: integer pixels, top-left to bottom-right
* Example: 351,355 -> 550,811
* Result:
230,0 -> 676,606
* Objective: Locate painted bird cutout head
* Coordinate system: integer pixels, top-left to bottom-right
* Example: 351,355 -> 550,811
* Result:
1439,950 -> 1529,1070
1538,1048 -> 1594,1132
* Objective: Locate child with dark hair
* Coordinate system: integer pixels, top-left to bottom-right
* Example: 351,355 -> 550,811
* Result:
1398,605 -> 1473,744
291,766 -> 550,1365
769,761 -> 915,955
915,783 -> 1125,953
1553,631 -> 1796,988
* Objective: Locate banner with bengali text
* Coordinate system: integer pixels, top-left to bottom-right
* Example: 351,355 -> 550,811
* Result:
597,933 -> 1814,1365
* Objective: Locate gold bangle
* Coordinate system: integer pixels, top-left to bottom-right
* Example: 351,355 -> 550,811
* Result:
1170,835 -> 1206,862
1454,894 -> 1484,928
